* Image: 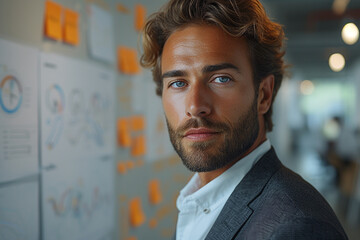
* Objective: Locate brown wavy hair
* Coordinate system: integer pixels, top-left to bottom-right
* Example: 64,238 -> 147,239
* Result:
140,0 -> 286,132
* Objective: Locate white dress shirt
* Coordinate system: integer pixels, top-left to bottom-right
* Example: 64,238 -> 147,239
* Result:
176,140 -> 271,240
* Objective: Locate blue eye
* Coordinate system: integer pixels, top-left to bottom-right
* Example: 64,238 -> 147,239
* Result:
170,81 -> 186,88
214,76 -> 231,83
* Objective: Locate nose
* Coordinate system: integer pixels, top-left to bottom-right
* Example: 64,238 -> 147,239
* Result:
185,83 -> 212,118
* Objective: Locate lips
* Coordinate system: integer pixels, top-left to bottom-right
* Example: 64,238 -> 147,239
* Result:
184,127 -> 220,141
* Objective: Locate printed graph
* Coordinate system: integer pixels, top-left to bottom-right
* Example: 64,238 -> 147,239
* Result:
42,160 -> 114,240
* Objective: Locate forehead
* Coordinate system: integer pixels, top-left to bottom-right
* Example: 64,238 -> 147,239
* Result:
161,24 -> 251,72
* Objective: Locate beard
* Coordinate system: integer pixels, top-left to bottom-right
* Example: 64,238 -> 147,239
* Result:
166,98 -> 259,172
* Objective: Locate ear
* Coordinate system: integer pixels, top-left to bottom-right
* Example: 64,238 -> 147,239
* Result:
257,75 -> 274,115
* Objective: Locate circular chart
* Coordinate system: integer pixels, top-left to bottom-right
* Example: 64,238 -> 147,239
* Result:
0,75 -> 23,114
46,84 -> 65,114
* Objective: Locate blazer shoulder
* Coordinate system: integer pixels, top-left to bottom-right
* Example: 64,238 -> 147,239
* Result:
254,158 -> 343,226
266,162 -> 336,219
268,217 -> 348,240
238,148 -> 348,239
207,148 -> 348,240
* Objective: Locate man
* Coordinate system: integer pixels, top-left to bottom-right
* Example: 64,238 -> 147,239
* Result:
141,0 -> 348,239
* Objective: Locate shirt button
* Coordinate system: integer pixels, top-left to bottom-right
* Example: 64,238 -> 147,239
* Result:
203,208 -> 210,214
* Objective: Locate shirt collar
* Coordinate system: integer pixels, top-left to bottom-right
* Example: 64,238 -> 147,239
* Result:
177,139 -> 271,212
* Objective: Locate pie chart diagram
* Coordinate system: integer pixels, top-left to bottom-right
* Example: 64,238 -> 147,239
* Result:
0,75 -> 23,114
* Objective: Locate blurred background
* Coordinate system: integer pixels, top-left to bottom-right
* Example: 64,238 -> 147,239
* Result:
0,0 -> 359,239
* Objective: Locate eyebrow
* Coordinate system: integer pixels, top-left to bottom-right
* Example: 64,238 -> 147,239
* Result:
202,63 -> 240,73
162,62 -> 240,80
162,70 -> 186,79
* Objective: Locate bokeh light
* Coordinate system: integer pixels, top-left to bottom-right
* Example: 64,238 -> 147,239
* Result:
300,80 -> 315,95
341,22 -> 359,45
329,53 -> 345,72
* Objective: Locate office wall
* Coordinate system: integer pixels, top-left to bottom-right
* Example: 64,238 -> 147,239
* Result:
0,0 -> 191,240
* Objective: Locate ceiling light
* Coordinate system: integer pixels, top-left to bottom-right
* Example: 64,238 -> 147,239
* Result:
342,22 -> 359,45
329,53 -> 345,72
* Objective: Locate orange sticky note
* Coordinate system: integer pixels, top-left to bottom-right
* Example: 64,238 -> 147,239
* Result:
63,8 -> 79,45
149,179 -> 162,205
117,47 -> 141,75
131,135 -> 146,157
134,4 -> 146,31
117,162 -> 127,174
118,47 -> 129,73
129,198 -> 146,227
117,3 -> 130,14
131,115 -> 145,131
44,0 -> 62,40
117,118 -> 131,147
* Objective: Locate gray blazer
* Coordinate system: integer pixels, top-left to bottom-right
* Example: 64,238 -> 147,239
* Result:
204,148 -> 348,240
174,148 -> 348,239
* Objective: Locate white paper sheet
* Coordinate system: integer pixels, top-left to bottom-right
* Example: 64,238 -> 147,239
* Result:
0,180 -> 39,240
40,53 -> 116,167
0,38 -> 39,183
87,4 -> 115,63
42,158 -> 115,240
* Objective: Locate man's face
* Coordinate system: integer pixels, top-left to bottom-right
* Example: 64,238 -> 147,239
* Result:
161,24 -> 260,172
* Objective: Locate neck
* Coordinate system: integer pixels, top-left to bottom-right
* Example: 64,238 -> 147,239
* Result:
197,164 -> 234,188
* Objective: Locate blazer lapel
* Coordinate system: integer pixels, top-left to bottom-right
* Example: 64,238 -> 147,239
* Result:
205,148 -> 282,240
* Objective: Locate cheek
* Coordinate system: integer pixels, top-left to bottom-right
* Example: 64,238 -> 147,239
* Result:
215,101 -> 240,124
213,89 -> 254,122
